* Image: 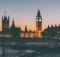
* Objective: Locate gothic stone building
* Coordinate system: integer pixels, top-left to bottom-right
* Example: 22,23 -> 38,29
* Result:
1,15 -> 20,37
20,9 -> 42,38
0,9 -> 42,38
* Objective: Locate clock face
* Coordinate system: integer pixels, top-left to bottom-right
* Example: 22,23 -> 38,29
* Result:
39,19 -> 41,21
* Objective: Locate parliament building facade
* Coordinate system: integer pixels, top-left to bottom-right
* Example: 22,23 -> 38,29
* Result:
0,9 -> 42,38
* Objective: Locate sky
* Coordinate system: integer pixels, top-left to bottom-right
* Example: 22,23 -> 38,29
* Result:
0,0 -> 60,31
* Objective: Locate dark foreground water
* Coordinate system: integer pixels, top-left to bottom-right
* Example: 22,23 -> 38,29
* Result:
0,47 -> 60,57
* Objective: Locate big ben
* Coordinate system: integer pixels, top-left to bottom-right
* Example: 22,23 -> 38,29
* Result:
36,9 -> 42,37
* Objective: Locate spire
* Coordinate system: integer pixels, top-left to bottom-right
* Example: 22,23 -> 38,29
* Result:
12,18 -> 14,24
37,9 -> 41,17
12,18 -> 15,28
25,25 -> 28,32
4,10 -> 7,20
4,10 -> 6,17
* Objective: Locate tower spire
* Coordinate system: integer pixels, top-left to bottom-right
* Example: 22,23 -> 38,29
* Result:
36,9 -> 42,37
12,18 -> 14,24
25,25 -> 27,32
12,18 -> 15,28
37,9 -> 41,17
4,10 -> 6,16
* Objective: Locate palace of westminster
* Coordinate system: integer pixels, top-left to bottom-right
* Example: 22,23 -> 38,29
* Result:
0,9 -> 42,38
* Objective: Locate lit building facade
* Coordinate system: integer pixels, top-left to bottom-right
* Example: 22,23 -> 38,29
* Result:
36,9 -> 42,37
20,9 -> 42,38
20,26 -> 36,38
0,10 -> 42,38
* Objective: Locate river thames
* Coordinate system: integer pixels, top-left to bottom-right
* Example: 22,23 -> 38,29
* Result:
0,47 -> 60,57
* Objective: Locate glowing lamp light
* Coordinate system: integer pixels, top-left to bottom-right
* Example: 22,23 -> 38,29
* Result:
39,19 -> 41,21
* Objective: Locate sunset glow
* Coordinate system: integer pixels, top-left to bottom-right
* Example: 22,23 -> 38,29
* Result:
0,0 -> 60,31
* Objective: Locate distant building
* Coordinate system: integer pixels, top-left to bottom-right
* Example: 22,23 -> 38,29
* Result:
0,10 -> 42,38
36,9 -> 42,37
1,15 -> 21,37
2,15 -> 10,37
42,24 -> 60,39
20,25 -> 36,38
10,19 -> 21,37
20,9 -> 42,38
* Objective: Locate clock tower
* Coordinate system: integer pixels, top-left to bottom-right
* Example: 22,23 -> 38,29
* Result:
36,9 -> 42,37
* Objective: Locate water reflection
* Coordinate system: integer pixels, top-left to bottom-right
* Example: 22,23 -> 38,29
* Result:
0,47 -> 60,57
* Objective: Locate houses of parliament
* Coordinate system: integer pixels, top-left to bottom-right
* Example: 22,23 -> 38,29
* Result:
0,9 -> 42,38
